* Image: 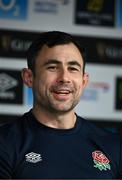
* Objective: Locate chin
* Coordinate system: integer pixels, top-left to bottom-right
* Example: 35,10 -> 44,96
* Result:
52,106 -> 74,113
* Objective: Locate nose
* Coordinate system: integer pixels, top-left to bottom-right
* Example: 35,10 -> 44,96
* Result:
57,67 -> 70,83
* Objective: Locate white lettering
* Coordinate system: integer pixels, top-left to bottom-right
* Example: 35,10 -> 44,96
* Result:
0,92 -> 15,99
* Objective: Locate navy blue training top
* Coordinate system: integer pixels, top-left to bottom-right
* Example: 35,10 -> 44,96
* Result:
0,110 -> 122,179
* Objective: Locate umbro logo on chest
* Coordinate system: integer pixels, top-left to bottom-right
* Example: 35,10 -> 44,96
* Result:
25,152 -> 42,163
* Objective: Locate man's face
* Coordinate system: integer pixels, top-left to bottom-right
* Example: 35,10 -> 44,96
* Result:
32,43 -> 88,113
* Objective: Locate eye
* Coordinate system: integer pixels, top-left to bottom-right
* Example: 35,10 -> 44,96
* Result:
47,66 -> 57,71
69,66 -> 80,72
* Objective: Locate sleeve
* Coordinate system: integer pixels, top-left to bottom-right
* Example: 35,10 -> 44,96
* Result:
0,136 -> 13,179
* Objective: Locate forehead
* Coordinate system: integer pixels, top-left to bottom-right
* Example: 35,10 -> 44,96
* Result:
36,43 -> 84,65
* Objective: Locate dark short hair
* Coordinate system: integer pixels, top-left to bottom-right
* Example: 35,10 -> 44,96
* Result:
26,31 -> 86,74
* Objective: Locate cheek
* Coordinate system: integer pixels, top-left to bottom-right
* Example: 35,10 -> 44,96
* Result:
33,77 -> 45,91
35,76 -> 53,92
75,78 -> 83,88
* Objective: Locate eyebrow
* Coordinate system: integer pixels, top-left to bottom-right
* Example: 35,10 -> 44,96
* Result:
44,59 -> 60,66
68,61 -> 81,68
43,59 -> 82,68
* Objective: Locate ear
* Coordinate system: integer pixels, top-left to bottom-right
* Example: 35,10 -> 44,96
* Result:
82,72 -> 89,89
21,68 -> 33,87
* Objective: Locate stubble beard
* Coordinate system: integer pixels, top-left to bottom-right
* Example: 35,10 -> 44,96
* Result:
38,93 -> 81,115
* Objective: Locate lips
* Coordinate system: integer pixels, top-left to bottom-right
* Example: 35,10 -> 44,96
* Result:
51,86 -> 73,101
54,89 -> 71,94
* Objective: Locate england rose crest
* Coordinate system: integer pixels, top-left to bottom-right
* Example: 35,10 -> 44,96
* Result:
92,150 -> 111,171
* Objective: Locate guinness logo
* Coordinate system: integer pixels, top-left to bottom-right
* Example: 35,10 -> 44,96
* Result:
0,35 -> 11,51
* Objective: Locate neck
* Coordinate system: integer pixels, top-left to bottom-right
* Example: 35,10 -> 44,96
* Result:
32,107 -> 76,129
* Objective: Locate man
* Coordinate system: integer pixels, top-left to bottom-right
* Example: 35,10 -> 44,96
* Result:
0,31 -> 122,179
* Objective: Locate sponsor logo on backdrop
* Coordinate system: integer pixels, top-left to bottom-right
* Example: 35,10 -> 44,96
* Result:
97,42 -> 122,62
12,37 -> 30,52
74,0 -> 115,27
0,70 -> 23,104
81,82 -> 110,101
0,31 -> 33,58
34,0 -> 69,14
0,0 -> 28,20
75,35 -> 122,65
0,35 -> 31,52
115,77 -> 122,110
0,72 -> 17,92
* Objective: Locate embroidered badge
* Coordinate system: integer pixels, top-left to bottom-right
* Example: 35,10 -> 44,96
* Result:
92,150 -> 111,171
25,152 -> 42,163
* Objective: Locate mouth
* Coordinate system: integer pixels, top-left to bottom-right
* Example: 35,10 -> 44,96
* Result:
54,89 -> 71,94
51,88 -> 72,101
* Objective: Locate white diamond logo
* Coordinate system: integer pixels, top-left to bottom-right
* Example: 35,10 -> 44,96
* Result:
25,152 -> 42,163
0,73 -> 18,91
